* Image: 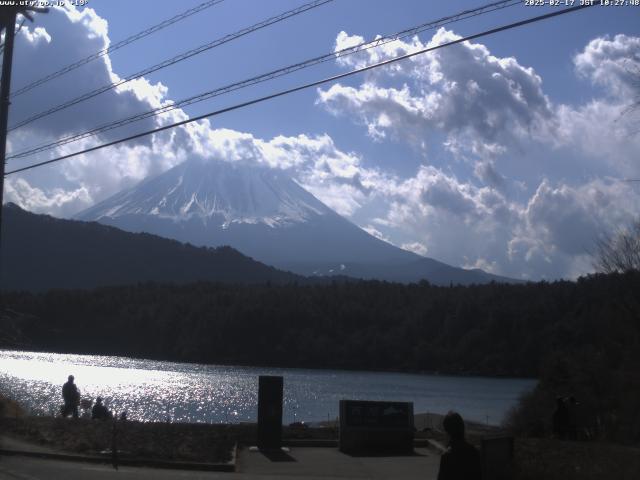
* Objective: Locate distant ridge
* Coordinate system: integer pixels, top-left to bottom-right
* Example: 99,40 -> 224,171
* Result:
0,203 -> 302,291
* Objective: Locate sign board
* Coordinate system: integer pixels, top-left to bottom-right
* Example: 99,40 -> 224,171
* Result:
257,375 -> 283,450
339,400 -> 414,454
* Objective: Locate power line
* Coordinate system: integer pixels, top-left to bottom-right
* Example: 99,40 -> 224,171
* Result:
8,0 -> 520,161
10,0 -> 227,98
8,0 -> 334,132
5,3 -> 595,177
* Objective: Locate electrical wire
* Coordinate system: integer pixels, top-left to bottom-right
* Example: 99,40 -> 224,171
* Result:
5,3 -> 595,176
8,0 -> 334,132
7,0 -> 520,161
9,0 -> 227,98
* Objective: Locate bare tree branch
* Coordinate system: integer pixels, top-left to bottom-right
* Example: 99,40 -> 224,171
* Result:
594,220 -> 640,273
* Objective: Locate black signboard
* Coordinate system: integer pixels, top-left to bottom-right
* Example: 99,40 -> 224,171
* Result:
343,400 -> 412,428
339,400 -> 414,454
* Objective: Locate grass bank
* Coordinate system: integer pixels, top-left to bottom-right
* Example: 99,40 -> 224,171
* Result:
514,438 -> 640,480
0,409 -> 339,463
0,416 -> 239,463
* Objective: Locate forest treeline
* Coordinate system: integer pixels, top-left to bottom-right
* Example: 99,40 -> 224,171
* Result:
1,271 -> 638,378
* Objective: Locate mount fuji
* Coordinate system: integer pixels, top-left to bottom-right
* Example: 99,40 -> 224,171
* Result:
76,159 -> 516,285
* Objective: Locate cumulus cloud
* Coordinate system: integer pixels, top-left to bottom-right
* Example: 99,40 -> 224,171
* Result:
553,34 -> 640,179
318,28 -> 554,153
401,241 -> 428,257
363,225 -> 393,243
188,127 -> 391,217
524,179 -> 637,255
315,28 -> 640,279
10,6 -> 174,141
574,33 -> 640,99
5,177 -> 91,217
377,165 -> 640,279
5,5 -> 196,216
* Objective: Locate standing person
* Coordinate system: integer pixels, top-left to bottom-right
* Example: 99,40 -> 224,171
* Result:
552,397 -> 569,439
437,411 -> 482,480
61,375 -> 80,418
567,396 -> 580,440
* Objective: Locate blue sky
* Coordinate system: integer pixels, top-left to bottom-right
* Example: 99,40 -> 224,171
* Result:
4,0 -> 640,280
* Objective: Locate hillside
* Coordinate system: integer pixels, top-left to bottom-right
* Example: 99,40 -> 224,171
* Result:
0,203 -> 302,291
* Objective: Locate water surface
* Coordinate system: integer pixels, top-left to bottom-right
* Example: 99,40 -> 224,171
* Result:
0,350 -> 535,425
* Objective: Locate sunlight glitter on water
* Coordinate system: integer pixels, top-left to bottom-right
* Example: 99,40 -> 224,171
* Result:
0,349 -> 536,425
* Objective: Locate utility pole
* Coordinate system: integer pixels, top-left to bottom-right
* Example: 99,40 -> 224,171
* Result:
0,4 -> 48,270
0,7 -> 18,253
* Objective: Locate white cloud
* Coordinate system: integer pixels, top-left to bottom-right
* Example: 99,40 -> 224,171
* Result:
363,225 -> 392,243
6,5 -> 196,216
574,33 -> 640,99
523,179 -> 637,256
10,5 -> 178,142
318,28 -> 553,152
188,127 -> 387,217
314,28 -> 640,279
368,162 -> 640,280
21,25 -> 51,45
5,177 -> 91,217
401,241 -> 428,257
552,35 -> 640,178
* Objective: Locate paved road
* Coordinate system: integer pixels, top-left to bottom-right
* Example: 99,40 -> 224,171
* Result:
237,447 -> 440,479
0,447 -> 441,479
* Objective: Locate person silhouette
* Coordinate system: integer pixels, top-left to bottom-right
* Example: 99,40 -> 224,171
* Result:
552,397 -> 570,439
437,411 -> 482,480
91,397 -> 112,420
61,375 -> 80,418
567,396 -> 580,440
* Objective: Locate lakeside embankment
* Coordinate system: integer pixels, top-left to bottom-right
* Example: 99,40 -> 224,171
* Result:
0,392 -> 479,462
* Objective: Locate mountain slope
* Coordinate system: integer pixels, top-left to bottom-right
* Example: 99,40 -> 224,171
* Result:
0,203 -> 302,291
77,159 -> 517,285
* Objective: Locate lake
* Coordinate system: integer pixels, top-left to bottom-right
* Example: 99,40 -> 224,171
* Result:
0,350 -> 535,426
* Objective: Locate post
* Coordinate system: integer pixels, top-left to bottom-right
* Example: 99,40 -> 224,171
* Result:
257,375 -> 283,451
0,9 -> 17,258
111,415 -> 119,470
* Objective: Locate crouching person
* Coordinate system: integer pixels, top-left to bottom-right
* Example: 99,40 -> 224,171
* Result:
92,397 -> 113,420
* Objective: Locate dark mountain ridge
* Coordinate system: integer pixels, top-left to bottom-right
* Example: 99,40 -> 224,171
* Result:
0,203 -> 302,291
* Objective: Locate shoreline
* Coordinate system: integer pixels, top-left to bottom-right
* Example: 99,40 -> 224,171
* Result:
2,390 -> 500,434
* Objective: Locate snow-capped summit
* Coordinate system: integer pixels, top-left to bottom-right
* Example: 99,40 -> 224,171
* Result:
77,158 -> 517,285
79,159 -> 331,228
